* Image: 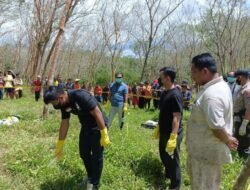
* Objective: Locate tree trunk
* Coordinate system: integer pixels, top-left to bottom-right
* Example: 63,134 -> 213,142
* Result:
42,0 -> 78,118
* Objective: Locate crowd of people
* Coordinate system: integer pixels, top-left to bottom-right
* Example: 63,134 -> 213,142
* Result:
0,70 -> 23,100
1,52 -> 250,190
41,53 -> 249,190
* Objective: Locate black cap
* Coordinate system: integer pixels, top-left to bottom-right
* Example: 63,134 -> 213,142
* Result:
115,72 -> 123,78
234,69 -> 250,77
181,79 -> 188,86
44,86 -> 64,104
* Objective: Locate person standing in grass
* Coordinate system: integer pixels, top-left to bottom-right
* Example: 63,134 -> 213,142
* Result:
154,67 -> 183,190
186,53 -> 238,190
0,71 -> 4,100
108,72 -> 128,129
32,75 -> 42,101
233,69 -> 250,158
14,73 -> 23,99
4,70 -> 15,99
44,87 -> 111,190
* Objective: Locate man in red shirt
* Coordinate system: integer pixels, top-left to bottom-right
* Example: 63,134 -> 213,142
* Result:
94,84 -> 103,103
32,75 -> 42,101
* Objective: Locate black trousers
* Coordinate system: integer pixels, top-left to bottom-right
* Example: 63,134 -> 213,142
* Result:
79,127 -> 103,186
153,99 -> 159,109
159,131 -> 183,190
234,121 -> 250,159
35,91 -> 40,101
144,98 -> 151,109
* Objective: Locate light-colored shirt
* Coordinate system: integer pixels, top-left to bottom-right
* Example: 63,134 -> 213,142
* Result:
4,75 -> 14,88
186,76 -> 233,165
228,82 -> 241,103
14,78 -> 23,90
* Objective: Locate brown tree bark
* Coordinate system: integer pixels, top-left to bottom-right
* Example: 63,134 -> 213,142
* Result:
42,0 -> 79,118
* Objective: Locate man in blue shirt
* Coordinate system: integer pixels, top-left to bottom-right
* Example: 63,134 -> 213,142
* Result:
108,72 -> 128,129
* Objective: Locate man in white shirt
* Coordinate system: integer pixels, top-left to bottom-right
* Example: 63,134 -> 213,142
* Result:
186,53 -> 238,190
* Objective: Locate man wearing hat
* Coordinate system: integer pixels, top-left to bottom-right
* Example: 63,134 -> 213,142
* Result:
4,70 -> 15,99
181,80 -> 192,111
44,87 -> 111,190
108,72 -> 128,129
234,69 -> 250,158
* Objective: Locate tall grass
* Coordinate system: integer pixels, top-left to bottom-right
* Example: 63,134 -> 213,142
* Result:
0,90 -> 243,190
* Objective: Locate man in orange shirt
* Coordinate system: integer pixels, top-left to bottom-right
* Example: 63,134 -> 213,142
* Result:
144,81 -> 152,110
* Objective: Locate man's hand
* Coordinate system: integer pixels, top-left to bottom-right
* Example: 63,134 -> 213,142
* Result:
153,125 -> 159,139
123,103 -> 128,112
100,128 -> 111,148
166,133 -> 177,154
226,136 -> 238,150
239,119 -> 249,136
54,140 -> 65,159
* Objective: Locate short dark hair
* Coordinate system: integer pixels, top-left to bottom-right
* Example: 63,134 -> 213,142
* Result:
160,67 -> 176,82
115,72 -> 123,78
44,86 -> 64,104
235,69 -> 250,78
191,53 -> 217,73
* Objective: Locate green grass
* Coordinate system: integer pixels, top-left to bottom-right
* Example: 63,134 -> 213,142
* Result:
0,90 -> 244,190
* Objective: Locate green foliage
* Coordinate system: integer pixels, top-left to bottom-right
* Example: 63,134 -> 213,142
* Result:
95,67 -> 111,86
0,89 -> 244,190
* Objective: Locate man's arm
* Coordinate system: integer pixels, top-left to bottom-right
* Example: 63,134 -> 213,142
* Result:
90,106 -> 111,147
212,129 -> 238,150
243,90 -> 250,120
124,93 -> 128,104
54,118 -> 70,158
172,112 -> 181,134
165,112 -> 181,154
90,106 -> 106,130
58,118 -> 70,140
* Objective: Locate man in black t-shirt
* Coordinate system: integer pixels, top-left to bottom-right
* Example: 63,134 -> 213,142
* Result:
44,87 -> 111,190
154,67 -> 183,190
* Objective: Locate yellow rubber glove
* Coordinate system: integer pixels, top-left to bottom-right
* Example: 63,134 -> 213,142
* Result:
153,125 -> 159,139
123,103 -> 128,112
166,133 -> 177,154
100,128 -> 111,148
55,140 -> 65,159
